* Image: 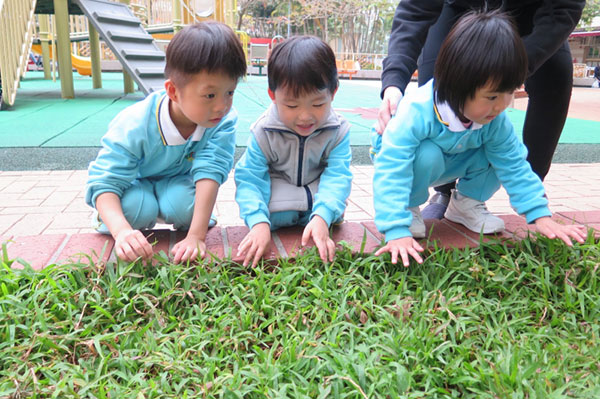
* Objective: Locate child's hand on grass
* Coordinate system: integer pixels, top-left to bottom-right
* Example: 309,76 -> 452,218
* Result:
302,215 -> 336,263
533,216 -> 587,246
115,228 -> 154,262
237,222 -> 271,267
375,236 -> 424,267
172,234 -> 206,264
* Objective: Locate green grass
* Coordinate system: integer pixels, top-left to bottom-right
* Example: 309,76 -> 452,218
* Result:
1,235 -> 599,398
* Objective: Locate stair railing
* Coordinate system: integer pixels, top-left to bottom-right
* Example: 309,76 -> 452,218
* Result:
0,0 -> 37,108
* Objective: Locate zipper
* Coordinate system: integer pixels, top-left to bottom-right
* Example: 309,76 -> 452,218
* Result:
304,185 -> 313,211
297,135 -> 307,186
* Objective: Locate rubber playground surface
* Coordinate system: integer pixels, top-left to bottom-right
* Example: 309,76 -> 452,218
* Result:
1,71 -> 599,149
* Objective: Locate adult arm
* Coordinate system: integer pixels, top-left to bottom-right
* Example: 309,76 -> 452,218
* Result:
522,0 -> 584,75
381,0 -> 444,97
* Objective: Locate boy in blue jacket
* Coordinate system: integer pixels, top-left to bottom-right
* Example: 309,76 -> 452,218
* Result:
86,22 -> 246,263
235,36 -> 353,267
372,11 -> 586,267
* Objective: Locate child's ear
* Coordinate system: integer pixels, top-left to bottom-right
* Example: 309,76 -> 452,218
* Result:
165,79 -> 178,103
331,87 -> 338,101
268,89 -> 276,102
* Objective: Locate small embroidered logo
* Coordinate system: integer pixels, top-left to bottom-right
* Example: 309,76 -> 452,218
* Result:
186,151 -> 195,161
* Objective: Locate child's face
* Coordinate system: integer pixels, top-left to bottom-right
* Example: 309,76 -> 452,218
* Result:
269,86 -> 335,136
167,70 -> 237,130
462,83 -> 514,125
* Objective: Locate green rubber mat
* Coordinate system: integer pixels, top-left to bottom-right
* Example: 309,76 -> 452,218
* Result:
1,72 -> 599,148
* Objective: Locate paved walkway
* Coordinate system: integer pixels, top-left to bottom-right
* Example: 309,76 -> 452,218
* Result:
1,163 -> 599,269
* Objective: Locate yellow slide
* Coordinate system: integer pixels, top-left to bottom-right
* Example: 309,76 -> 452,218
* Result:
30,44 -> 92,76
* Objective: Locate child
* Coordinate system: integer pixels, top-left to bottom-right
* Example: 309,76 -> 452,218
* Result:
85,22 -> 246,263
371,10 -> 587,267
234,36 -> 352,267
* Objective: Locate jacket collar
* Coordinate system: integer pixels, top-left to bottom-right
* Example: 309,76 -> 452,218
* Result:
433,99 -> 482,132
262,103 -> 341,134
156,94 -> 206,145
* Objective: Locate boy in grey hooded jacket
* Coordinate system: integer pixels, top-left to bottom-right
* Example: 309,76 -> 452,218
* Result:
235,36 -> 352,267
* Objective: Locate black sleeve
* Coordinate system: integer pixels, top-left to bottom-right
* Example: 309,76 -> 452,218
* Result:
380,0 -> 444,98
522,0 -> 585,75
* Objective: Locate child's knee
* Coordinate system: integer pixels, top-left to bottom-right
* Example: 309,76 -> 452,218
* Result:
414,140 -> 444,169
157,176 -> 196,229
270,210 -> 302,230
121,182 -> 159,229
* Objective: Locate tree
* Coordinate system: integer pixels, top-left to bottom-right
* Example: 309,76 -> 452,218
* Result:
579,0 -> 600,27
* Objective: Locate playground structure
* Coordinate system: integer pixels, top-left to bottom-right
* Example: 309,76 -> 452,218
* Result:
0,0 -> 377,109
0,0 -> 237,108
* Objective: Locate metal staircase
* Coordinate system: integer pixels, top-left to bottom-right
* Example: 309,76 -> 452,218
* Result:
72,0 -> 166,95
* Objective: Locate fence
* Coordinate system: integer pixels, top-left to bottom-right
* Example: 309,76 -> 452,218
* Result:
0,0 -> 37,107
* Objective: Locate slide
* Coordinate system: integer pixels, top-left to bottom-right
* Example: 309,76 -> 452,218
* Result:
31,44 -> 92,76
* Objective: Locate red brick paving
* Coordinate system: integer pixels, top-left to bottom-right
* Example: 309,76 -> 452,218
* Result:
1,165 -> 599,268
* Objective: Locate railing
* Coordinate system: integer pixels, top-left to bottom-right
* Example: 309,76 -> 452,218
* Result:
0,0 -> 37,108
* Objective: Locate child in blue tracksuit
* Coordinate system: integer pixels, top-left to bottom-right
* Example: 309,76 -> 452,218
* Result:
86,22 -> 247,263
372,10 -> 586,267
235,36 -> 353,267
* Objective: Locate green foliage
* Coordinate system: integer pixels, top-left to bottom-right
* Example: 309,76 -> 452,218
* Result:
580,0 -> 600,27
1,235 -> 599,398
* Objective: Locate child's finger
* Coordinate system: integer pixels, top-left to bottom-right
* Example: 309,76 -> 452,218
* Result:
243,244 -> 256,267
399,248 -> 410,267
408,248 -> 423,264
135,236 -> 153,259
172,247 -> 183,264
374,245 -> 388,257
301,227 -> 311,247
390,248 -> 398,265
237,238 -> 250,257
413,240 -> 424,252
327,239 -> 336,262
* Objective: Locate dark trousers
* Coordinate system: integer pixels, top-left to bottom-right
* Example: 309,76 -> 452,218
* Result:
417,3 -> 573,194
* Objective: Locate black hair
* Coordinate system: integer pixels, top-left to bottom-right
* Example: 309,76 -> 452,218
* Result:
434,10 -> 528,117
268,36 -> 338,96
164,21 -> 247,87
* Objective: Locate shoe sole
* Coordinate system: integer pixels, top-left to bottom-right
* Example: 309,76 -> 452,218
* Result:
444,213 -> 504,234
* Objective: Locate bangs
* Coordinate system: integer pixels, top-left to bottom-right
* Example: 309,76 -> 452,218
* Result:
434,10 -> 527,115
268,36 -> 338,96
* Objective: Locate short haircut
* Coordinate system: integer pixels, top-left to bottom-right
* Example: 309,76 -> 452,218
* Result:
268,36 -> 338,97
434,10 -> 528,117
164,21 -> 246,88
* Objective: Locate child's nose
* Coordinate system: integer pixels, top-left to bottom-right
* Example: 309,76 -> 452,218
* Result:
214,97 -> 229,113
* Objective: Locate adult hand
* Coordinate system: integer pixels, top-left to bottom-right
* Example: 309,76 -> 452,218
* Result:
302,215 -> 336,263
375,236 -> 424,267
114,228 -> 154,262
376,86 -> 403,134
533,217 -> 587,246
237,222 -> 271,267
172,233 -> 206,264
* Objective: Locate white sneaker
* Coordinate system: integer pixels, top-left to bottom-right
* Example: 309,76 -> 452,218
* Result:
409,207 -> 426,238
444,190 -> 505,234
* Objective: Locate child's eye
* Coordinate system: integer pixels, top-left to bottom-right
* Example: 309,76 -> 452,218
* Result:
313,103 -> 325,107
228,91 -> 235,96
205,93 -> 215,99
487,96 -> 497,101
286,105 -> 297,109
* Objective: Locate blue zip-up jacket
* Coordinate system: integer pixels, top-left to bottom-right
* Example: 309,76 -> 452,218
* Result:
235,104 -> 352,229
373,80 -> 551,241
86,91 -> 237,208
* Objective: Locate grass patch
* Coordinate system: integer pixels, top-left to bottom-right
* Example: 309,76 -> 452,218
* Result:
1,235 -> 599,398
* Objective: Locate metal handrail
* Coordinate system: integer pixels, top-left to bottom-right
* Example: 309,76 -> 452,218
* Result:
0,0 -> 37,108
